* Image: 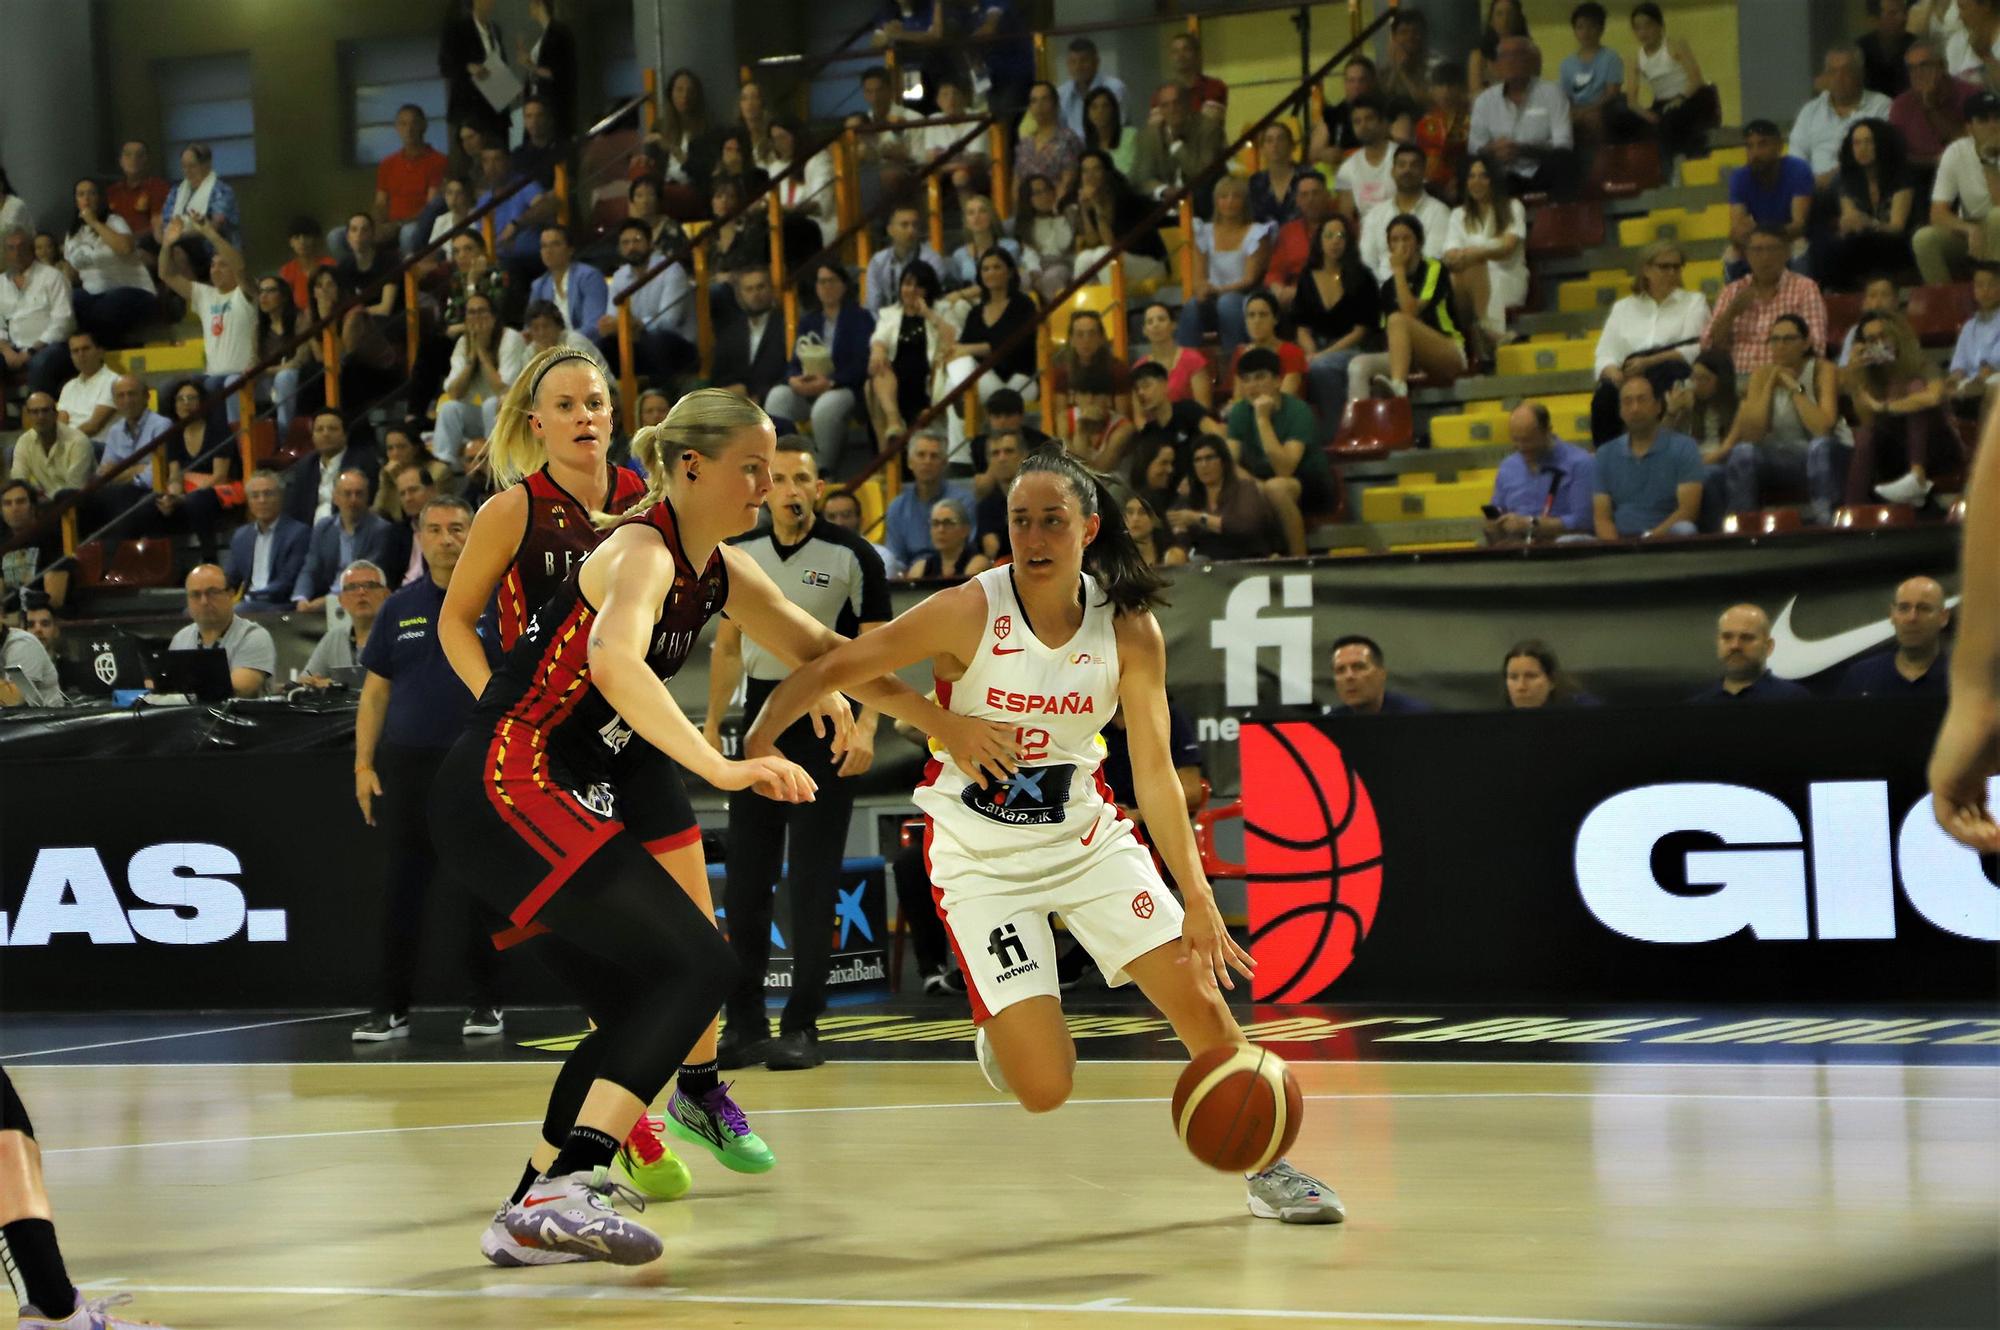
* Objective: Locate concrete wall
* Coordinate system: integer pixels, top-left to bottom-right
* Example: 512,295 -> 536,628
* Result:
1,3 -> 102,238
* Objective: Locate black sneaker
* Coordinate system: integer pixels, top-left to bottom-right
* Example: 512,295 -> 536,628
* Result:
764,1030 -> 824,1070
351,1011 -> 409,1042
1056,945 -> 1096,991
717,1017 -> 773,1070
462,1006 -> 504,1038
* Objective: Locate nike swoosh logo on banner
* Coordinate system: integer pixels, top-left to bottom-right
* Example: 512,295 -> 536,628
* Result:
1768,594 -> 1962,680
991,645 -> 1024,655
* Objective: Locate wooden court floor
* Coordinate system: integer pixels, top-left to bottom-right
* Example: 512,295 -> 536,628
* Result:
8,1057 -> 1998,1329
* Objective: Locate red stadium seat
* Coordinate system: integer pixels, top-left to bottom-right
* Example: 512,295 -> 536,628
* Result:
74,538 -> 176,589
1331,397 -> 1414,461
1906,283 -> 1976,346
589,196 -> 630,237
1822,292 -> 1865,351
1192,785 -> 1244,882
1721,509 -> 1802,536
1586,141 -> 1663,199
1833,503 -> 1918,528
1527,202 -> 1606,257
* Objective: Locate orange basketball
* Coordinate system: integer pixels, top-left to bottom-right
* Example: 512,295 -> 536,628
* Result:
1170,1044 -> 1304,1173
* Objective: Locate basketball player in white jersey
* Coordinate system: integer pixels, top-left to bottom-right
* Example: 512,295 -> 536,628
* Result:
747,449 -> 1342,1223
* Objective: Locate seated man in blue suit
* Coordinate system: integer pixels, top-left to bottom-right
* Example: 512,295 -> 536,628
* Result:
283,411 -> 380,528
223,471 -> 311,613
293,468 -> 404,614
527,224 -> 608,346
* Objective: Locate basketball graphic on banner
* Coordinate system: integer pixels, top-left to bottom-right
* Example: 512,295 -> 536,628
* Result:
1242,721 -> 1383,1001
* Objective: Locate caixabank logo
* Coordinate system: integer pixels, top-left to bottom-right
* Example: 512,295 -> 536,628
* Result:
0,843 -> 286,947
1241,722 -> 1383,1000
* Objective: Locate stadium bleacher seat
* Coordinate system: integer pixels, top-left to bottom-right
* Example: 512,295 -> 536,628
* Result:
1616,204 -> 1730,249
1685,258 -> 1727,301
75,538 -> 176,589
1497,338 -> 1594,377
1527,202 -> 1607,258
1834,504 -> 1918,528
1331,397 -> 1415,460
106,338 -> 204,377
1722,510 -> 1803,536
1558,270 -> 1628,312
1824,292 -> 1865,349
1906,284 -> 1976,347
1585,141 -> 1663,198
1360,473 -> 1496,523
1430,404 -> 1509,448
1679,146 -> 1747,189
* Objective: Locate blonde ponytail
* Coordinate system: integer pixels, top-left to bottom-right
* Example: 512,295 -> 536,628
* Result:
601,387 -> 773,528
485,346 -> 606,489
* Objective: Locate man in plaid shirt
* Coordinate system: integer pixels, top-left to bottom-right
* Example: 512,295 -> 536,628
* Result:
1700,225 -> 1829,372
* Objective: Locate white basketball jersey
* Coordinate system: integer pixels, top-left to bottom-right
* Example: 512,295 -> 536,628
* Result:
914,566 -> 1129,881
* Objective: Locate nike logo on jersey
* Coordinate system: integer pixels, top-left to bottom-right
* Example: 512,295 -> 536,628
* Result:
991,644 -> 1024,655
1079,816 -> 1101,846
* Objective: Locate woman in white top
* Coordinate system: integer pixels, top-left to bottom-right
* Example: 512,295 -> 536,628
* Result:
1175,175 -> 1275,359
1013,174 -> 1076,300
1629,2 -> 1718,160
436,291 -> 528,468
64,177 -> 157,346
1590,239 -> 1711,442
1441,155 -> 1526,343
766,120 -> 839,247
1946,0 -> 2000,87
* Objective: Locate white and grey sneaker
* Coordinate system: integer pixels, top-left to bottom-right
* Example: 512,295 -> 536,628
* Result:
502,1166 -> 663,1265
479,1205 -> 589,1267
350,1011 -> 409,1042
1246,1159 -> 1345,1225
973,1025 -> 1010,1096
1874,471 -> 1933,505
462,1006 -> 505,1038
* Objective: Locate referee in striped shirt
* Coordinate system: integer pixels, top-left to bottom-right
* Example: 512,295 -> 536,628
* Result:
706,439 -> 892,1070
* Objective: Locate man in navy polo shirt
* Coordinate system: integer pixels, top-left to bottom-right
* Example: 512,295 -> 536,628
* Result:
1690,603 -> 1813,702
1593,375 -> 1705,539
1839,575 -> 1952,697
350,494 -> 505,1044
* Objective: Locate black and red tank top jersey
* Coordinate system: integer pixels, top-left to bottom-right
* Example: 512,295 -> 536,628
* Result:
476,495 -> 730,779
493,464 -> 650,651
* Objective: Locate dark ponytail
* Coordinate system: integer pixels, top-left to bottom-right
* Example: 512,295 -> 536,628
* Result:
1014,448 -> 1167,615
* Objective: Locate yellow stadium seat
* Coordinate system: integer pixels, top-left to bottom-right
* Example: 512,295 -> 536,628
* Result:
1680,146 -> 1748,188
851,477 -> 888,541
1685,258 -> 1728,301
1429,407 -> 1509,448
1539,391 -> 1597,439
1396,467 -> 1499,489
1496,338 -> 1594,376
107,338 -> 205,376
1045,285 -> 1121,344
1616,204 -> 1730,249
1385,539 -> 1481,552
1558,275 -> 1626,312
1360,479 -> 1495,522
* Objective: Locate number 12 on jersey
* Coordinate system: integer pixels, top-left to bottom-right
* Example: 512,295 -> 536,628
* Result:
1016,726 -> 1050,762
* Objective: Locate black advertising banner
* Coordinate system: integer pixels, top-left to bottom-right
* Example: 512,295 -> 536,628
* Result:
676,527 -> 1961,795
0,752 -> 889,1011
1241,705 -> 2000,1003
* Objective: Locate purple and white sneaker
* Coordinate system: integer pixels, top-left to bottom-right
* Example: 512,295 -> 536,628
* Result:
480,1204 -> 590,1267
501,1166 -> 663,1265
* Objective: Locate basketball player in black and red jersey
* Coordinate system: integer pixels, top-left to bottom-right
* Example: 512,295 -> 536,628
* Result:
432,369 -> 1014,1266
439,350 -> 709,1202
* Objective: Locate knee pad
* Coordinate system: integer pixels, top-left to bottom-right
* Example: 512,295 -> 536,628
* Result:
0,1069 -> 34,1139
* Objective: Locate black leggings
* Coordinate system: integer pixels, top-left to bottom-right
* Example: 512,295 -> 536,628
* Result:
434,750 -> 739,1144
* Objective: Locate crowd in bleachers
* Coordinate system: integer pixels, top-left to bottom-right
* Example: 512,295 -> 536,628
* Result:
0,0 -> 1988,710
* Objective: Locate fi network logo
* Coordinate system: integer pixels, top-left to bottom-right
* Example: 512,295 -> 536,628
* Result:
1209,574 -> 1315,708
